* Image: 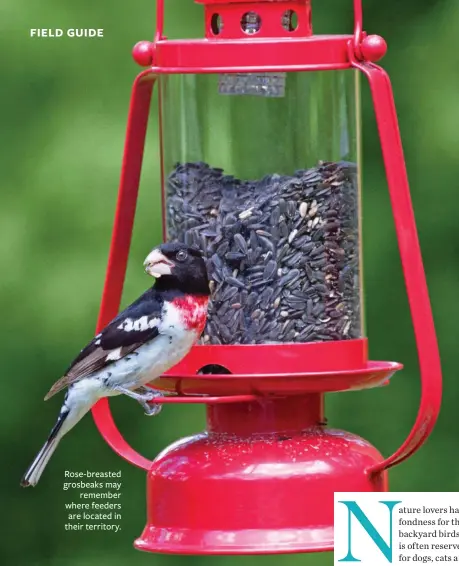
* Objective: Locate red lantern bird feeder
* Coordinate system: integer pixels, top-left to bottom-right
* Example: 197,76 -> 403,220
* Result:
91,0 -> 442,555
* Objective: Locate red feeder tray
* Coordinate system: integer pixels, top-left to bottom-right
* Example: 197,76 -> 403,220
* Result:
157,361 -> 400,396
157,341 -> 401,395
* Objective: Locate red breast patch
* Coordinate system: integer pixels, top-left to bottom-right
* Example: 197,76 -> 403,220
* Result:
172,296 -> 209,335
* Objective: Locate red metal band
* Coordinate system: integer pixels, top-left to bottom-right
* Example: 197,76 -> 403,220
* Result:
154,36 -> 352,72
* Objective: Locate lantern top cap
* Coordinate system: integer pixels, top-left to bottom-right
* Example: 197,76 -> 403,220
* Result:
195,0 -> 313,40
131,0 -> 386,70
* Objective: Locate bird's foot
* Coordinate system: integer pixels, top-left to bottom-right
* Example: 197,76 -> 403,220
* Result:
113,385 -> 164,416
133,386 -> 164,417
142,401 -> 163,417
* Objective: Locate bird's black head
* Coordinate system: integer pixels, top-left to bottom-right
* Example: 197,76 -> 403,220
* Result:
144,242 -> 210,296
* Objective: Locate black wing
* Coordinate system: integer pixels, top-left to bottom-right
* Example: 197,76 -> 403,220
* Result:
44,288 -> 163,400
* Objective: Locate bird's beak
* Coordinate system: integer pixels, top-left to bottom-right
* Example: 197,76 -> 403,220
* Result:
143,249 -> 174,278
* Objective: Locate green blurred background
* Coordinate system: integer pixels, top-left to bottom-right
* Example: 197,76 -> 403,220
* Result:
1,0 -> 457,564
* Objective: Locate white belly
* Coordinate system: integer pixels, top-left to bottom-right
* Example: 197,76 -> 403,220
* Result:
131,329 -> 197,386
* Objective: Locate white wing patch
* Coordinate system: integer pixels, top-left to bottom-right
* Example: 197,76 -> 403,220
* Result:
91,303 -> 199,391
117,317 -> 160,332
106,347 -> 122,361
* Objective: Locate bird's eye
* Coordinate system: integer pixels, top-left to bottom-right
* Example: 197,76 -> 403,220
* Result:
176,250 -> 188,262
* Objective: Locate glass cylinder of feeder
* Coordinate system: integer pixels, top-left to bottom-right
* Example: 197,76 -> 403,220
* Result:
162,70 -> 363,346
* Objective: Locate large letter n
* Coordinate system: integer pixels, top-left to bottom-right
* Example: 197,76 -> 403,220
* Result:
338,500 -> 401,563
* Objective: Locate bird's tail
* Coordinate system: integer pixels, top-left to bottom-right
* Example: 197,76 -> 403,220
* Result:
21,409 -> 69,487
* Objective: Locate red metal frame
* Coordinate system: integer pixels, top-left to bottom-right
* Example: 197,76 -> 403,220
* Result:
91,0 -> 442,482
92,73 -> 155,471
347,43 -> 442,472
153,37 -> 353,72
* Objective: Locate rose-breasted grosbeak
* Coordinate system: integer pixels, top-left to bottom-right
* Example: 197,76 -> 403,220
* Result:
21,243 -> 210,487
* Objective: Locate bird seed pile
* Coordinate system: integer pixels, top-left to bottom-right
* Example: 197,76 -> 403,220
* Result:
166,160 -> 361,345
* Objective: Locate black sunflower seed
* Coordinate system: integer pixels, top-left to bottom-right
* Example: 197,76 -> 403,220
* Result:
225,276 -> 246,289
263,260 -> 277,280
233,233 -> 248,254
225,251 -> 246,262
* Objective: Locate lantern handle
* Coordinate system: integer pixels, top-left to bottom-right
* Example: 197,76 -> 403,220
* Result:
349,44 -> 442,473
353,0 -> 364,58
91,71 -> 157,472
155,0 -> 165,42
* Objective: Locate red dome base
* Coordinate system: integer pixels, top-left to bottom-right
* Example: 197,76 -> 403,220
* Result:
134,396 -> 387,555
